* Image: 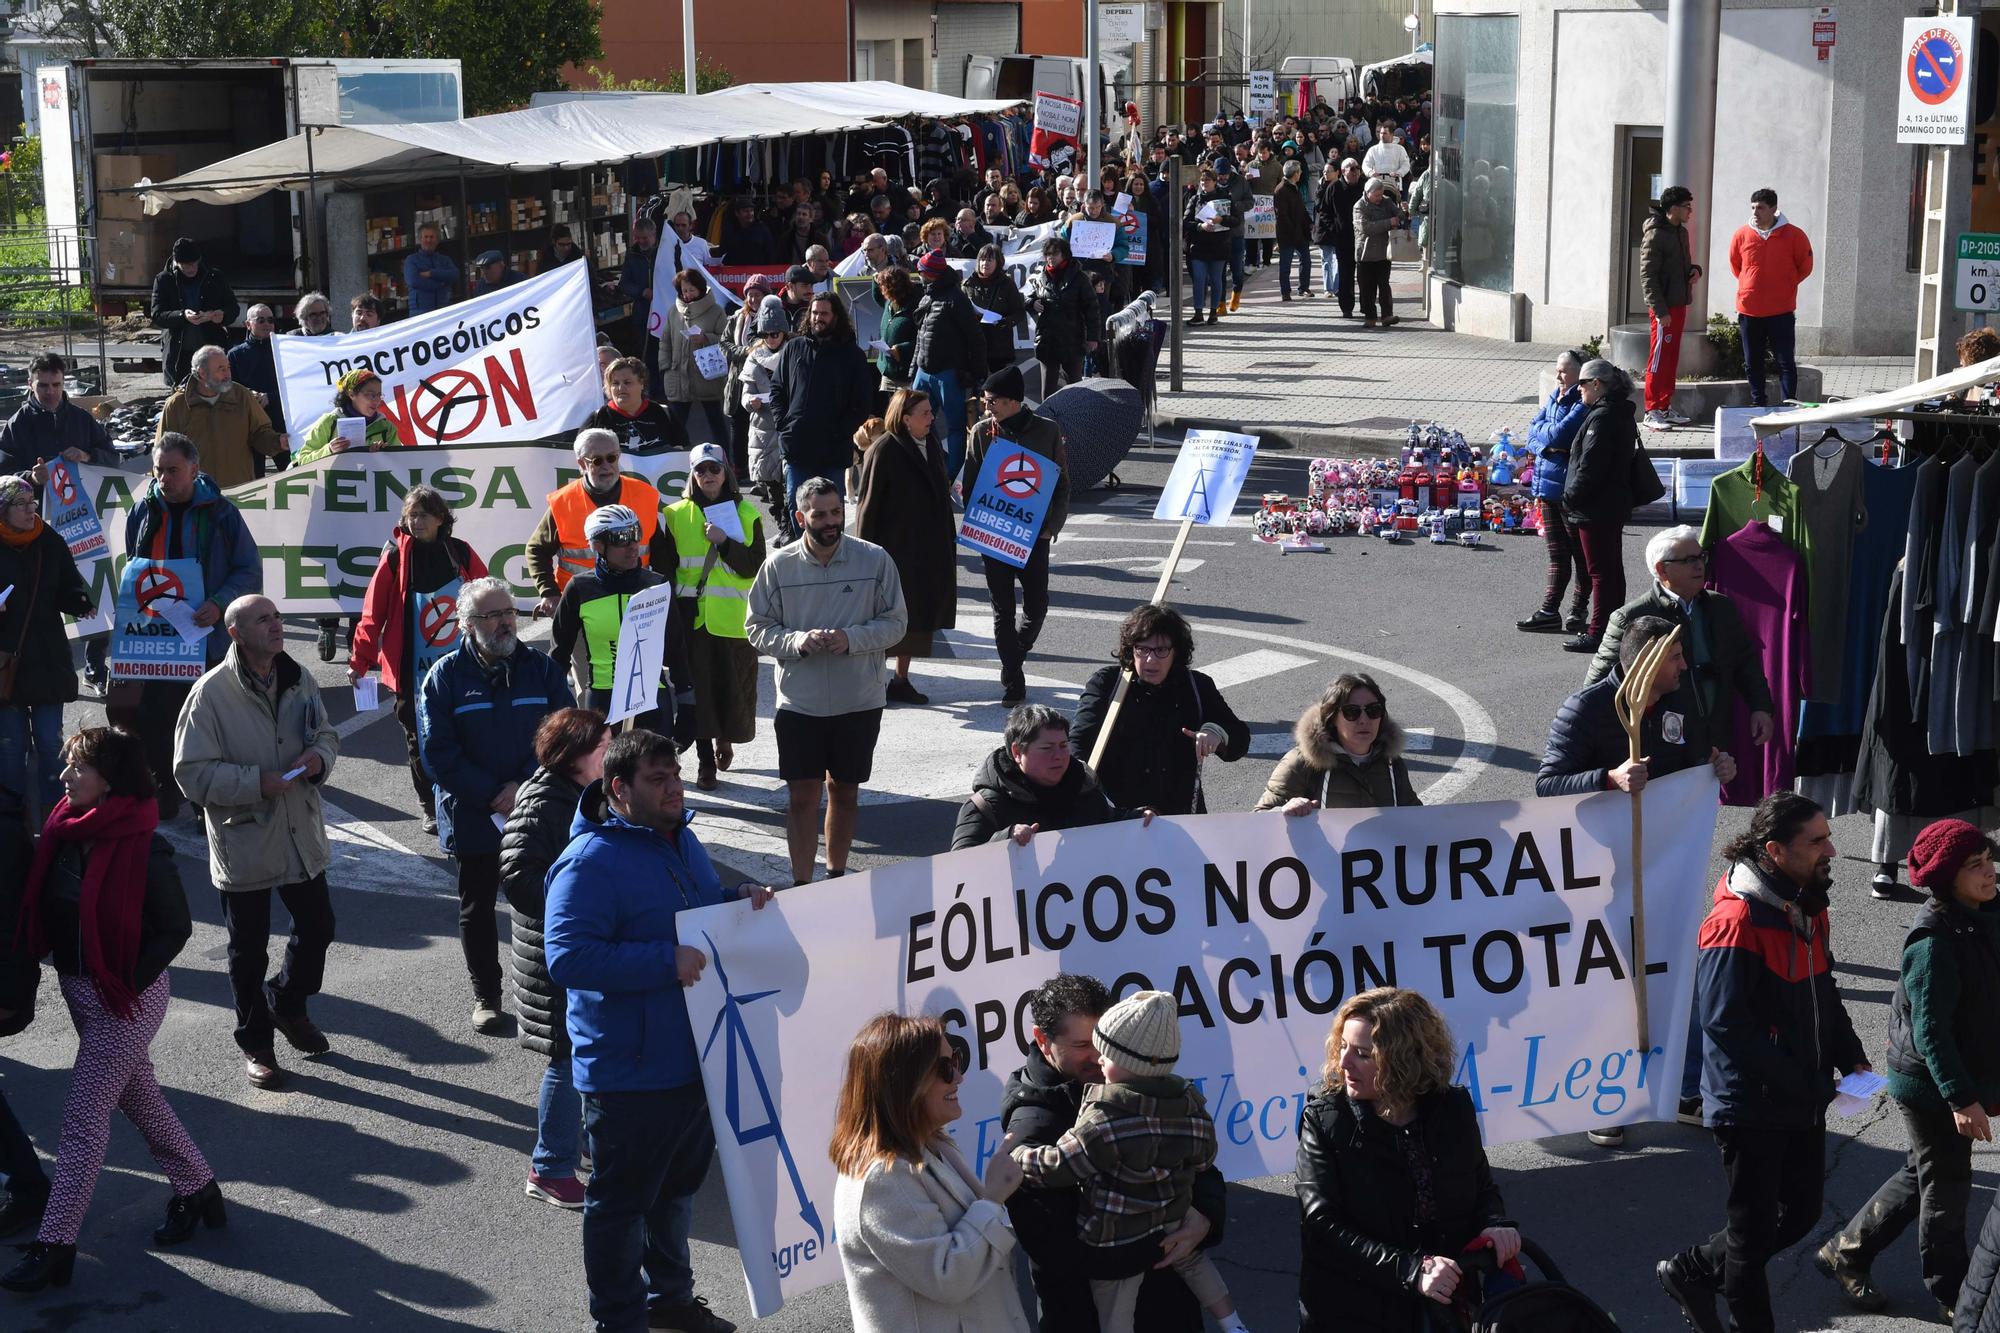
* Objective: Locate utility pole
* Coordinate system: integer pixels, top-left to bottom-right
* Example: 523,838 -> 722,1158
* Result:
1662,0 -> 1719,350
683,0 -> 699,94
1085,1 -> 1102,184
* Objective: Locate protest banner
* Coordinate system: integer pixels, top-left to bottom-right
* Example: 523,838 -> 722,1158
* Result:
1154,428 -> 1259,524
45,456 -> 111,633
605,581 -> 678,725
1246,194 -> 1277,240
957,442 -> 1060,568
1070,219 -> 1116,261
681,769 -> 1723,1314
69,444 -> 694,629
273,262 -> 600,448
109,556 -> 210,682
1114,210 -> 1148,267
1029,91 -> 1083,170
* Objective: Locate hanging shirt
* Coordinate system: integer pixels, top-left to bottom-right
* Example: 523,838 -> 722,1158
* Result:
1785,442 -> 1866,704
1708,521 -> 1811,806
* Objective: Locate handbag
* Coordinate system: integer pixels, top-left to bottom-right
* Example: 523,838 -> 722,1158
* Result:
1629,435 -> 1666,506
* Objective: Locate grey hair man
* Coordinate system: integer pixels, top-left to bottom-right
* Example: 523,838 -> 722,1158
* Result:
174,593 -> 340,1088
745,476 -> 909,885
418,574 -> 576,1034
156,341 -> 281,490
294,291 -> 334,336
525,427 -> 664,617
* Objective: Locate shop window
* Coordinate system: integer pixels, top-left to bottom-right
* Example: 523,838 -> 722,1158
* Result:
1433,15 -> 1519,292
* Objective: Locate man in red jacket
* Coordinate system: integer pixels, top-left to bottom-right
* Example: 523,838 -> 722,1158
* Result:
1728,189 -> 1814,408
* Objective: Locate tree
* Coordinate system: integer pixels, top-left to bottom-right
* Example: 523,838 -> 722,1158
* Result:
38,0 -> 605,115
585,56 -> 734,95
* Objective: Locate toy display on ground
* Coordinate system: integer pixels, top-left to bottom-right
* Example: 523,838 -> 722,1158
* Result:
1252,423 -> 1541,546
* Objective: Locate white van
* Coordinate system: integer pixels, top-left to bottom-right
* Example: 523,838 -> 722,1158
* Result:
1277,57 -> 1359,109
964,54 -> 1129,127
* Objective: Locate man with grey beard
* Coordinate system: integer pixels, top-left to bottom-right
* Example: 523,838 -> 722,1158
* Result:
418,577 -> 575,1035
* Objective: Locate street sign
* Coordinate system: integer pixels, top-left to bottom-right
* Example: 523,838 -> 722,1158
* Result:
1100,3 -> 1145,46
1248,69 -> 1275,114
1955,233 -> 2000,312
1897,17 -> 1974,144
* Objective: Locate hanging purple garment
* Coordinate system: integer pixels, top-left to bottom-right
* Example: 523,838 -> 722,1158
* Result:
1707,521 -> 1812,806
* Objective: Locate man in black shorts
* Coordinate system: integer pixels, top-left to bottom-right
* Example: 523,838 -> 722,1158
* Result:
745,477 -> 909,885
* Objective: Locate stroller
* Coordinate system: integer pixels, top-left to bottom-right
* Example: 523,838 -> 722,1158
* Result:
1426,1236 -> 1621,1333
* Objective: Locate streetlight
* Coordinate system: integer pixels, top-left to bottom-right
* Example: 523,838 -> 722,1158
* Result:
1404,10 -> 1419,54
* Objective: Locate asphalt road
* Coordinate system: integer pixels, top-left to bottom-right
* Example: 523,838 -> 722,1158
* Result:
1,420 -> 1966,1333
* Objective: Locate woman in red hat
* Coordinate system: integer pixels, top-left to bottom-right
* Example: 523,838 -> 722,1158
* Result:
1817,818 -> 2000,1321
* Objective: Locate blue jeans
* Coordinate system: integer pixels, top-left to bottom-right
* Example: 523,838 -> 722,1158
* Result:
534,1052 -> 583,1178
1319,244 -> 1340,292
912,366 -> 966,484
0,704 -> 64,810
1190,259 -> 1225,313
581,1084 -> 715,1332
1279,243 -> 1312,298
1228,235 -> 1247,294
1738,311 -> 1798,407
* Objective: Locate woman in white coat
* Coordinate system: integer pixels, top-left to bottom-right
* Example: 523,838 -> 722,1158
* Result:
831,1013 -> 1030,1333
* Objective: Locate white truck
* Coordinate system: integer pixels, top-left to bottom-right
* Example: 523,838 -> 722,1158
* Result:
36,57 -> 463,314
964,54 -> 1130,128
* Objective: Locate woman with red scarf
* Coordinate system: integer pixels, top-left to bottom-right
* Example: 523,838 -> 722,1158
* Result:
0,726 -> 218,1293
348,485 -> 487,836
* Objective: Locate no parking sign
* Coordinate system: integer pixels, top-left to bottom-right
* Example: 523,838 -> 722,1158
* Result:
1897,17 -> 1974,144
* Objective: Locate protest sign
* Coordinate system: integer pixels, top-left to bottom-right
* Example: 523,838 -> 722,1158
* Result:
1029,91 -> 1083,170
70,445 -> 695,628
1154,429 -> 1259,524
273,262 -> 599,448
1114,210 -> 1148,266
407,576 -> 465,687
109,556 -> 209,681
1246,194 -> 1277,240
605,581 -> 678,725
957,441 -> 1060,568
44,457 -> 107,565
1070,219 -> 1116,260
683,770 -> 1723,1314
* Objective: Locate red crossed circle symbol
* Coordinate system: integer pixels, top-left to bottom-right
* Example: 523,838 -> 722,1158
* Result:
50,463 -> 76,505
995,451 -> 1043,499
1909,29 -> 1964,106
134,565 -> 184,617
419,594 -> 461,648
1119,211 -> 1139,235
411,369 -> 489,443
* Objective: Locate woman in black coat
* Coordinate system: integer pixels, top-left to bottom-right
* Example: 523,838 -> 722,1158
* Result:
0,475 -> 97,814
1559,359 -> 1639,653
1070,605 -> 1249,817
962,245 -> 1026,381
497,707 -> 609,1211
1296,986 -> 1517,1333
852,389 -> 956,708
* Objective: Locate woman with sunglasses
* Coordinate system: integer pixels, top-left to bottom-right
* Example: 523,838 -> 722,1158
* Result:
831,1012 -> 1031,1333
662,445 -> 764,790
1259,673 -> 1421,813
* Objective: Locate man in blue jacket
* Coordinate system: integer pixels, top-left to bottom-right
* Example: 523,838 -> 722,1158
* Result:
418,576 -> 574,1034
226,305 -> 288,475
546,728 -> 771,1333
108,433 -> 262,817
403,223 -> 461,315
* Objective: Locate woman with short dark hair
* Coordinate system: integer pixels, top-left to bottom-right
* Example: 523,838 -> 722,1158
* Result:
963,244 -> 1026,374
498,707 -> 610,1212
0,726 -> 219,1292
875,267 -> 920,391
1295,987 -> 1516,1332
853,389 -> 956,706
1071,605 -> 1249,816
951,706 -> 1153,850
831,1012 -> 1031,1333
1259,673 -> 1421,813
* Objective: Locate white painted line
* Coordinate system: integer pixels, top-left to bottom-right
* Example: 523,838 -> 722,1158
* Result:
335,704 -> 394,741
1199,648 -> 1315,691
155,797 -> 457,898
1070,555 -> 1207,576
1248,731 -> 1293,757
1056,536 -> 1235,547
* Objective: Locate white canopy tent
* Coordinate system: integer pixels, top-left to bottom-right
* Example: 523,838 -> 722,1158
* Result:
1749,355 -> 2000,437
708,80 -> 1024,119
1360,49 -> 1434,97
135,92 -> 888,210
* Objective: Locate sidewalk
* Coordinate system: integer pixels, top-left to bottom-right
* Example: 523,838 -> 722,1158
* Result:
1155,261 -> 1914,456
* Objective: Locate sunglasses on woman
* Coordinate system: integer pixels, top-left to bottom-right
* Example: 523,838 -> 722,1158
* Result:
937,1046 -> 968,1084
1339,702 -> 1385,722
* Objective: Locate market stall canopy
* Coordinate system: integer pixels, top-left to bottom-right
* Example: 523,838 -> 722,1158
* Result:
1360,49 -> 1434,96
133,93 -> 887,210
707,80 -> 1025,119
1749,354 -> 2000,437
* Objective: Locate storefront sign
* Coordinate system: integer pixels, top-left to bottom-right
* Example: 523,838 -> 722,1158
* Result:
1898,17 -> 1974,144
1099,3 -> 1145,45
1955,233 -> 2000,312
682,770 -> 1723,1314
274,262 -> 600,447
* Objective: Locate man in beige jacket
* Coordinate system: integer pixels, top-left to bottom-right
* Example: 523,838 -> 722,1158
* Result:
173,594 -> 340,1090
155,346 -> 283,491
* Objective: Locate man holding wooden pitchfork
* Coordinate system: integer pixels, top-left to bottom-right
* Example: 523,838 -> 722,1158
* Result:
1536,615 -> 1738,1149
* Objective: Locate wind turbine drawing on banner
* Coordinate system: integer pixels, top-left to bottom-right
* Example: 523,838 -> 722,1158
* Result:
699,931 -> 823,1245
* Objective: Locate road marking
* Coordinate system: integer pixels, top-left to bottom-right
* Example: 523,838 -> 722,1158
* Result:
1074,555 -> 1208,576
1056,536 -> 1234,546
1199,649 -> 1315,691
1247,727 -> 1432,757
156,797 -> 457,898
336,703 -> 394,740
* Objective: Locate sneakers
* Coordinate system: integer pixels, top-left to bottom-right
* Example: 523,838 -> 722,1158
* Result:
647,1296 -> 736,1333
1871,872 -> 1904,901
1814,1239 -> 1889,1311
1516,609 -> 1562,633
81,662 -> 107,697
1587,1126 -> 1626,1148
422,813 -> 438,835
1657,1252 -> 1725,1333
885,676 -> 929,706
1361,318 -> 1378,329
1562,633 -> 1602,654
1664,408 -> 1693,425
472,997 -> 507,1035
1644,410 -> 1674,431
524,1172 -> 586,1211
1676,1096 -> 1704,1127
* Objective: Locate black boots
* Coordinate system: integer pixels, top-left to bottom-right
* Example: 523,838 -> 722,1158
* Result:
0,1241 -> 75,1292
153,1179 -> 226,1246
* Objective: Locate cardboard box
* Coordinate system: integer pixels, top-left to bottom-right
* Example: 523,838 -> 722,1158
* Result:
97,227 -> 170,286
95,153 -> 177,222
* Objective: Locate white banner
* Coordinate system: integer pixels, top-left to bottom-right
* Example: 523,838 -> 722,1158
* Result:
681,770 -> 1722,1314
273,263 -> 601,449
69,444 -> 691,624
606,581 -> 678,724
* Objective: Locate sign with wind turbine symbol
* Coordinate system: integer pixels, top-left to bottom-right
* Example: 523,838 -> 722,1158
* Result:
698,931 -> 823,1247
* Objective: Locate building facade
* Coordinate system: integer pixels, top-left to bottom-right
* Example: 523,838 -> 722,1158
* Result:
1428,0 -> 1924,356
